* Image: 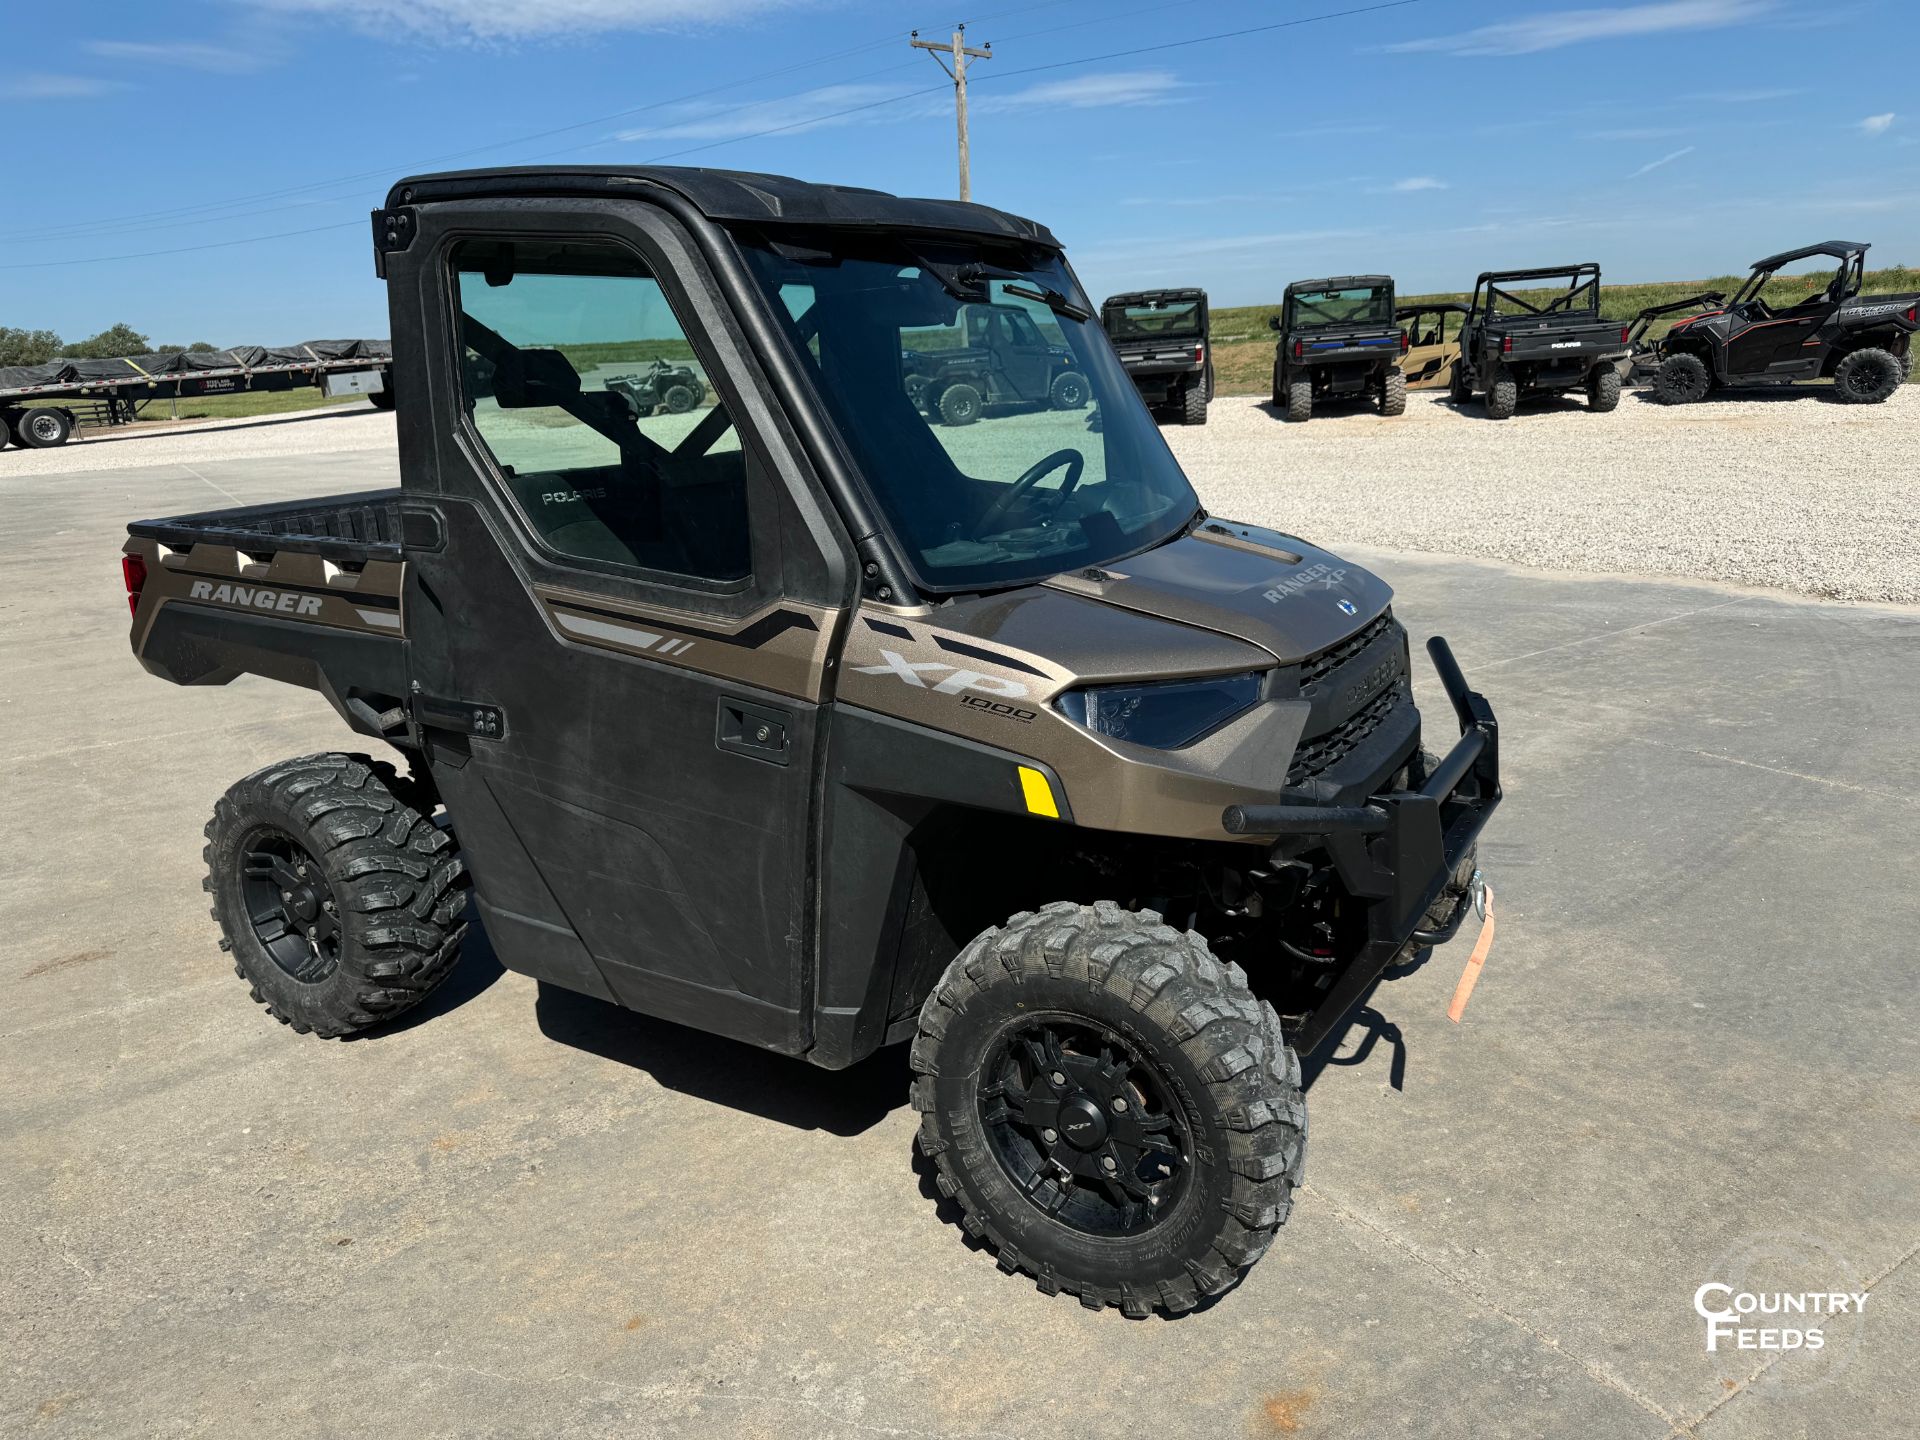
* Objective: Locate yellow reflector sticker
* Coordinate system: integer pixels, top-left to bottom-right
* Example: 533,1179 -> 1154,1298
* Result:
1017,766 -> 1060,819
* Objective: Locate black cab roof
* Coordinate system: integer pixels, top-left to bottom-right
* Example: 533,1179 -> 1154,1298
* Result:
1102,288 -> 1208,306
384,165 -> 1061,248
1751,241 -> 1869,270
1285,275 -> 1392,294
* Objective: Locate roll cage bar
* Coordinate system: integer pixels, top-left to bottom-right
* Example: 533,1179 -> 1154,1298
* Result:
1468,264 -> 1601,321
1729,248 -> 1864,307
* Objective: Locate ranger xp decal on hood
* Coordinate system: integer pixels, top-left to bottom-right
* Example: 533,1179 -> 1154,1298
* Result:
853,649 -> 1032,699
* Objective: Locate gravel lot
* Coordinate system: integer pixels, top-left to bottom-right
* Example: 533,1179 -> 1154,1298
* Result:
5,382 -> 1913,602
1169,388 -> 1918,604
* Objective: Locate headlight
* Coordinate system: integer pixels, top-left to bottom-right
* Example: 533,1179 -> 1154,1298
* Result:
1054,672 -> 1263,750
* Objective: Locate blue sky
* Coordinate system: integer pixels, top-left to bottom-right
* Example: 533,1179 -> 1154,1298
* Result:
3,0 -> 1915,346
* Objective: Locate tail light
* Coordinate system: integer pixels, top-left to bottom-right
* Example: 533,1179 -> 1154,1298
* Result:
1620,325 -> 1632,344
1907,305 -> 1917,323
1292,339 -> 1304,360
1500,335 -> 1513,354
121,553 -> 147,619
1399,329 -> 1409,354
1194,343 -> 1205,363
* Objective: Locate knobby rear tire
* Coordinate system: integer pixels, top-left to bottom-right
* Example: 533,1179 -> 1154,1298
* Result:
204,753 -> 469,1038
1587,366 -> 1621,413
911,901 -> 1306,1317
1831,347 -> 1902,404
1285,377 -> 1312,423
1379,368 -> 1407,417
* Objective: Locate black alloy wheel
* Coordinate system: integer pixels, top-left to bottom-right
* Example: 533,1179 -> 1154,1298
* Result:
979,1015 -> 1194,1238
240,831 -> 343,984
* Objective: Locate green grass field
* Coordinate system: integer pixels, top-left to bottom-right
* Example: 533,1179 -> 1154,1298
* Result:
1207,266 -> 1919,395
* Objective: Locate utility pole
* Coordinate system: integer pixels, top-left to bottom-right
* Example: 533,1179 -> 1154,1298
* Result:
911,26 -> 991,201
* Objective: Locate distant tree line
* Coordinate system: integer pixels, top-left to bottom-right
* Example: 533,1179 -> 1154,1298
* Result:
0,323 -> 218,366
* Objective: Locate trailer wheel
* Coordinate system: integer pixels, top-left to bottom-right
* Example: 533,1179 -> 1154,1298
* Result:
911,901 -> 1305,1317
203,753 -> 470,1039
1284,377 -> 1312,423
1379,369 -> 1407,417
367,388 -> 396,411
1483,369 -> 1517,420
1586,366 -> 1621,413
1050,371 -> 1090,411
1649,353 -> 1710,405
1180,380 -> 1209,425
1831,347 -> 1902,404
17,407 -> 73,448
937,382 -> 982,426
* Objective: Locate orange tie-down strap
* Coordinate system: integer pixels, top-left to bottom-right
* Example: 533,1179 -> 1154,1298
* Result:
1446,884 -> 1495,1024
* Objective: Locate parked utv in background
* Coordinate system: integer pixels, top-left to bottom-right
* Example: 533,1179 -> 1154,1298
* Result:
1269,276 -> 1407,422
903,300 -> 1089,426
121,165 -> 1500,1318
1451,264 -> 1628,419
1396,302 -> 1467,390
605,356 -> 707,415
1099,287 -> 1212,425
1629,241 -> 1917,405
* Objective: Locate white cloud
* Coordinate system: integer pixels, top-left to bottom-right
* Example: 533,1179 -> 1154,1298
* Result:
1391,0 -> 1774,57
1389,176 -> 1448,192
976,71 -> 1186,113
1628,145 -> 1696,178
85,40 -> 270,74
1588,126 -> 1688,140
0,73 -> 123,100
614,70 -> 1186,145
263,0 -> 795,41
1685,87 -> 1800,102
1859,112 -> 1896,136
616,83 -> 927,143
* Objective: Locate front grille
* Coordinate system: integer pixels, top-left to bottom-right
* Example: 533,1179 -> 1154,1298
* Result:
1287,680 -> 1409,786
1300,610 -> 1393,695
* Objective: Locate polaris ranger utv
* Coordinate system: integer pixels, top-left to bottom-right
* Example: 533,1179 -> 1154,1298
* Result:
1099,288 -> 1212,425
121,166 -> 1500,1317
1451,264 -> 1628,419
1269,276 -> 1407,422
1629,241 -> 1917,404
901,299 -> 1089,425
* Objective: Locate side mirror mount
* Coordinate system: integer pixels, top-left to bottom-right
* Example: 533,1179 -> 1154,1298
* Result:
1267,315 -> 1282,332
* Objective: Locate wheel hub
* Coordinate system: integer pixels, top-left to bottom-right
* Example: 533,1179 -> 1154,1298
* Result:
977,1016 -> 1194,1237
240,832 -> 341,984
1056,1093 -> 1109,1151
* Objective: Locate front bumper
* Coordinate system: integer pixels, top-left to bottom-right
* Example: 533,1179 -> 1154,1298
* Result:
1221,637 -> 1502,1053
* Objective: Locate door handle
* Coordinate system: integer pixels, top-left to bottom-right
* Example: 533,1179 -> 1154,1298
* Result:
716,697 -> 792,766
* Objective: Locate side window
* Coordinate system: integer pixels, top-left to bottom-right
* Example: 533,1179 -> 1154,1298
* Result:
452,238 -> 748,583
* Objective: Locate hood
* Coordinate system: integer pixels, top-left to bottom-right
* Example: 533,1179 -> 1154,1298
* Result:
1039,520 -> 1393,666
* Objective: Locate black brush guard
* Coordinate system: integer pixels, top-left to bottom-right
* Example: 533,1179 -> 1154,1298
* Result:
1221,637 -> 1502,1054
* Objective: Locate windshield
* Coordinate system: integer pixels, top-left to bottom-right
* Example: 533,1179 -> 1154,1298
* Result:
1103,298 -> 1203,341
742,236 -> 1200,592
1286,285 -> 1392,330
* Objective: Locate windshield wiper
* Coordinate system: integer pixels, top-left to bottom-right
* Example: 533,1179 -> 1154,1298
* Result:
920,256 -> 1092,321
999,279 -> 1092,322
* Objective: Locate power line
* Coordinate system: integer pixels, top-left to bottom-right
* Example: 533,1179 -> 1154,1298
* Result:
0,0 -> 1435,270
0,221 -> 364,270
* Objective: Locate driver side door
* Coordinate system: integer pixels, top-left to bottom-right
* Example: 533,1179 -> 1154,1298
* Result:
391,201 -> 851,1053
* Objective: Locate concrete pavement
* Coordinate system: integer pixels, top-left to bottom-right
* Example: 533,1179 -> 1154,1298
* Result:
3,443 -> 1916,1438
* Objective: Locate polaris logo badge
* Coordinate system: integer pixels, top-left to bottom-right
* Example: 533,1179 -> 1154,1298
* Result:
188,580 -> 323,616
1337,599 -> 1358,616
1550,340 -> 1582,349
854,649 -> 1031,699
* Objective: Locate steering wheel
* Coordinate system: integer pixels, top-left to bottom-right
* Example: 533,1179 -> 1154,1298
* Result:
972,448 -> 1085,540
